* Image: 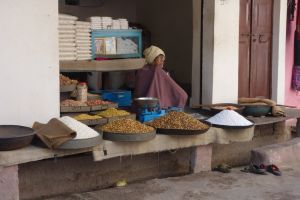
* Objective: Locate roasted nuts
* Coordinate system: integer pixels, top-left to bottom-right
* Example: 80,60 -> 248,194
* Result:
147,111 -> 209,130
97,108 -> 130,118
86,99 -> 111,106
61,99 -> 87,107
101,119 -> 154,134
73,114 -> 102,121
60,74 -> 78,86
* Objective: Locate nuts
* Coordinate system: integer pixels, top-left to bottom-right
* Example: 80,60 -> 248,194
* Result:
60,74 -> 78,86
73,114 -> 102,121
101,119 -> 154,134
147,111 -> 209,130
61,99 -> 87,107
97,108 -> 130,118
213,106 -> 238,110
86,99 -> 111,106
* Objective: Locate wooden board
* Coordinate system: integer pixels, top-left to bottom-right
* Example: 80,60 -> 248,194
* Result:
90,103 -> 118,111
60,58 -> 145,72
60,106 -> 90,113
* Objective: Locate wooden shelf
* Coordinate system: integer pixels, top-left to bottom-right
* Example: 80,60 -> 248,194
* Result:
60,58 -> 145,72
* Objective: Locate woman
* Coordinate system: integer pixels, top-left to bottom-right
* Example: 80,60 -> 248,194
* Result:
135,45 -> 188,108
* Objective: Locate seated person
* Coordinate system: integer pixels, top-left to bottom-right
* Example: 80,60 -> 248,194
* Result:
135,45 -> 188,109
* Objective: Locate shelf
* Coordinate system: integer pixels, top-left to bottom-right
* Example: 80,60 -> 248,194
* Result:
60,58 -> 145,72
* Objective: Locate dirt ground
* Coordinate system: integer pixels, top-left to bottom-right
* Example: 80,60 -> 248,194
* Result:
46,165 -> 300,200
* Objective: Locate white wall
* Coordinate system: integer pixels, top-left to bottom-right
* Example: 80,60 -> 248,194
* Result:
202,0 -> 239,104
0,0 -> 59,126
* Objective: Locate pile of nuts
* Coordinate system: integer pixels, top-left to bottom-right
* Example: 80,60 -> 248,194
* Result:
60,74 -> 78,86
61,99 -> 87,107
147,111 -> 209,130
86,99 -> 111,106
73,114 -> 102,121
97,108 -> 130,118
101,119 -> 154,134
213,106 -> 238,110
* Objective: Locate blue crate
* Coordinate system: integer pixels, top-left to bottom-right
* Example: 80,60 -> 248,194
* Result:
91,29 -> 142,59
138,110 -> 166,123
100,90 -> 132,107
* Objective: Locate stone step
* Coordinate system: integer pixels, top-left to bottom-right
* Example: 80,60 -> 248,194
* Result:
250,138 -> 300,166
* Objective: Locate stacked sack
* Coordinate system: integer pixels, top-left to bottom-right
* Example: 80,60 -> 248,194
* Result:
75,21 -> 92,60
90,16 -> 129,30
59,14 -> 78,61
90,16 -> 113,30
118,18 -> 129,29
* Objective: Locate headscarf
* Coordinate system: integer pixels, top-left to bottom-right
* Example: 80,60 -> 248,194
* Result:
143,45 -> 165,64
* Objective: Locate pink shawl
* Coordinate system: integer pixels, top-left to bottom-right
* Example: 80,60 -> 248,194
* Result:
135,64 -> 188,108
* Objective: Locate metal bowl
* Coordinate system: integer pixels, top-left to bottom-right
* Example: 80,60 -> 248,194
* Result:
242,104 -> 272,117
134,97 -> 160,108
0,125 -> 35,151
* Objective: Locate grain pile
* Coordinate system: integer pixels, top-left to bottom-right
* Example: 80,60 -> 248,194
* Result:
61,99 -> 87,107
206,110 -> 253,126
59,116 -> 99,139
97,108 -> 130,118
86,99 -> 111,106
73,114 -> 102,121
60,74 -> 78,86
147,111 -> 209,130
101,119 -> 154,134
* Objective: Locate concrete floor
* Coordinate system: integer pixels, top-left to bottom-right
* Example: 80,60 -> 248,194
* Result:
46,165 -> 300,200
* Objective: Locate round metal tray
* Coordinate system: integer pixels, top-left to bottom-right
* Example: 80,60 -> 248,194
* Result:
242,104 -> 272,117
60,84 -> 77,93
0,125 -> 35,151
209,119 -> 255,129
155,121 -> 211,135
57,134 -> 102,150
102,130 -> 156,142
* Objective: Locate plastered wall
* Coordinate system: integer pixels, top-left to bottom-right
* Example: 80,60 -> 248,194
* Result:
0,0 -> 59,126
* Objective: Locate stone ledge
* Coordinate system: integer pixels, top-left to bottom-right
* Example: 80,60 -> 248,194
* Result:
250,138 -> 300,166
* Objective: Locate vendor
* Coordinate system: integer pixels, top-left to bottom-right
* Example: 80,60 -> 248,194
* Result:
135,45 -> 188,108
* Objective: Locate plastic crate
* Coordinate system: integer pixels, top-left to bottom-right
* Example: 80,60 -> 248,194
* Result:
100,90 -> 132,107
91,29 -> 142,59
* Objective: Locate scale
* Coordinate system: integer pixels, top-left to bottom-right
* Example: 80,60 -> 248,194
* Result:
134,97 -> 166,122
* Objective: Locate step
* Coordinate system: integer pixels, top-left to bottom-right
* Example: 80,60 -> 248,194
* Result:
250,138 -> 300,166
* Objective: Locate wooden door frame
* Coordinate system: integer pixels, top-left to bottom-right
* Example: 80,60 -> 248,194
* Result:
191,0 -> 202,106
191,0 -> 286,105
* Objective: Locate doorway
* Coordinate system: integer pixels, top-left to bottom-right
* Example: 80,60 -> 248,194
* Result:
238,0 -> 273,98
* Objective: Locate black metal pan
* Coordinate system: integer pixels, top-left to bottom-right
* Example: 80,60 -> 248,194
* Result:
0,125 -> 35,151
155,121 -> 211,135
102,130 -> 156,142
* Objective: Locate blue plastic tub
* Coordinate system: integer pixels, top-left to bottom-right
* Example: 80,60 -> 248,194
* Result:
100,90 -> 132,107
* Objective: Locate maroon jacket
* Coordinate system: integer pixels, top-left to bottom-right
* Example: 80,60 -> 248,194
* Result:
135,64 -> 188,108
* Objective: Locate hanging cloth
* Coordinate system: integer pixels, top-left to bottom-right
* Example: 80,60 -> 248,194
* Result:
288,0 -> 296,21
292,1 -> 300,90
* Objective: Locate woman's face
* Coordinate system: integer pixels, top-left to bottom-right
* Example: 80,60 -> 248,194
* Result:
153,55 -> 165,66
